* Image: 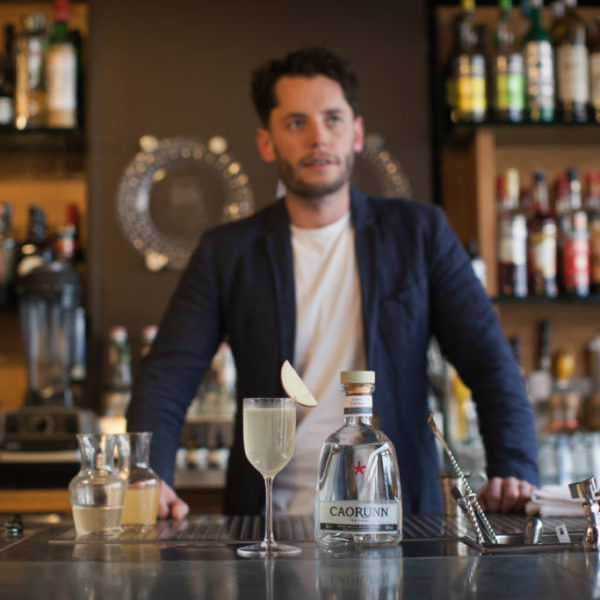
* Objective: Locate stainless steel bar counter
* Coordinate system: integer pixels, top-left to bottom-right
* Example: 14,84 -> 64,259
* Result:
1,513 -> 599,599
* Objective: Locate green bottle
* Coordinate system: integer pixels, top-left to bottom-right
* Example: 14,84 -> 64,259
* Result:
523,0 -> 555,122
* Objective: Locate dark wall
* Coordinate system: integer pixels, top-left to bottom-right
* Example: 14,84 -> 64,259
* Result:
88,0 -> 432,388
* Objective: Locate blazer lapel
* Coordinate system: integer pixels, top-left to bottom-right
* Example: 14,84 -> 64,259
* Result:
351,189 -> 379,367
264,200 -> 296,364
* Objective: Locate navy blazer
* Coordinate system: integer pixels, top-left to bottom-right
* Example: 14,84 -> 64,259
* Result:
127,189 -> 538,515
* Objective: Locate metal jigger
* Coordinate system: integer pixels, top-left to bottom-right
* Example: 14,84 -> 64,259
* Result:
569,476 -> 600,551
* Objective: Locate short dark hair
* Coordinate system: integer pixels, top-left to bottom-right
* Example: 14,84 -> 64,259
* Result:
250,47 -> 360,127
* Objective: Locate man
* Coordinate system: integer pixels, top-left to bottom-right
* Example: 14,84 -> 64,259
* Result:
127,47 -> 538,520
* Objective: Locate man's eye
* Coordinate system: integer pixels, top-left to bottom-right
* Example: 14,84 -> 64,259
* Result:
327,115 -> 342,126
287,119 -> 304,130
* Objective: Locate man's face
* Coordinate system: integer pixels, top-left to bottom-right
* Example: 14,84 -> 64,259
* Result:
257,75 -> 364,200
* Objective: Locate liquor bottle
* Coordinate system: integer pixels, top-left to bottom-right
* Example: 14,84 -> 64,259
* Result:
466,237 -> 487,288
559,168 -> 589,296
102,326 -> 132,418
497,169 -> 528,297
70,305 -> 87,405
527,171 -> 558,296
523,0 -> 555,122
14,13 -> 47,129
446,0 -> 486,123
589,16 -> 600,122
140,324 -> 158,358
0,25 -> 15,127
16,205 -> 52,277
315,371 -> 402,550
552,0 -> 589,122
491,0 -> 525,121
0,203 -> 17,309
585,172 -> 600,293
45,0 -> 77,128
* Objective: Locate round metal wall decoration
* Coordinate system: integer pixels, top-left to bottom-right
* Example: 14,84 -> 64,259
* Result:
352,133 -> 412,199
116,135 -> 254,271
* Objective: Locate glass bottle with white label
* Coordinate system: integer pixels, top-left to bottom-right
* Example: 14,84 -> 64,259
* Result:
315,370 -> 402,550
552,0 -> 589,122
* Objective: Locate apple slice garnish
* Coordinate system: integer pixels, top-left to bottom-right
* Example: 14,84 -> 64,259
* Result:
281,360 -> 318,407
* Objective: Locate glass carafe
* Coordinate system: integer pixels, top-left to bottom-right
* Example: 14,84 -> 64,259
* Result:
117,432 -> 161,527
68,433 -> 127,537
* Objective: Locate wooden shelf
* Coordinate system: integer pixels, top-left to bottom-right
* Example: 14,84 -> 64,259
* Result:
0,489 -> 71,514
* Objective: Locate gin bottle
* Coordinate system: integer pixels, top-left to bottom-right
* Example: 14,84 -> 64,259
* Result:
315,371 -> 402,549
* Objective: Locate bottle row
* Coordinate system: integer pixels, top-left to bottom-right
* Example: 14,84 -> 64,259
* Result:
446,0 -> 600,124
0,0 -> 81,130
496,166 -> 600,298
0,202 -> 83,310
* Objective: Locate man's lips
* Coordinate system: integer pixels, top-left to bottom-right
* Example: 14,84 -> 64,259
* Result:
300,155 -> 339,168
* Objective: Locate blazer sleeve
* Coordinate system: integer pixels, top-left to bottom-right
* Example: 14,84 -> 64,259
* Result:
127,233 -> 224,485
427,205 -> 539,485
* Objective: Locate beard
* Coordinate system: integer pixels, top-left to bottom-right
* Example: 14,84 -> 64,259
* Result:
274,148 -> 355,200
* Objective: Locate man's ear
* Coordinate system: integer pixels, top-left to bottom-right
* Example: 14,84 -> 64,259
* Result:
256,128 -> 276,162
352,116 -> 365,153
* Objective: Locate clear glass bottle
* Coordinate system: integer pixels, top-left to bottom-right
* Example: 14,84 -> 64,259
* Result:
117,432 -> 161,527
16,205 -> 52,277
68,433 -> 127,537
315,371 -> 402,550
14,12 -> 47,129
527,171 -> 558,297
0,202 -> 17,309
102,326 -> 132,417
497,169 -> 528,297
491,0 -> 525,122
446,0 -> 486,123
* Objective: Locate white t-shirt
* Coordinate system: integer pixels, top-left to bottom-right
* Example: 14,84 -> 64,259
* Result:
272,211 -> 366,514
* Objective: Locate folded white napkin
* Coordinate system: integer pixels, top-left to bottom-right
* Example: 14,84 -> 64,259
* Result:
525,485 -> 585,517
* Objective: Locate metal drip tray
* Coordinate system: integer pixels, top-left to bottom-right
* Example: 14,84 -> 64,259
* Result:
46,514 -> 589,549
49,515 -> 316,545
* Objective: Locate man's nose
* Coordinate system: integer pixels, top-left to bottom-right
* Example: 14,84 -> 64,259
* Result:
306,120 -> 328,146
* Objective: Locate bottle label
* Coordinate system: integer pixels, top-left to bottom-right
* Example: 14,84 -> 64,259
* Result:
0,97 -> 13,125
319,501 -> 399,533
499,217 -> 527,265
524,41 -> 554,112
590,53 -> 600,105
530,224 -> 557,278
495,55 -> 525,112
470,55 -> 486,116
46,46 -> 77,111
343,394 -> 373,416
563,237 -> 590,288
556,45 -> 589,104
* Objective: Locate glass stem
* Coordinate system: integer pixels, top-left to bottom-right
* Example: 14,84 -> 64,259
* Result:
263,476 -> 275,549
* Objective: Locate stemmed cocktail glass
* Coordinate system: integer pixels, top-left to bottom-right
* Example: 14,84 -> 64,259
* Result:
237,397 -> 301,557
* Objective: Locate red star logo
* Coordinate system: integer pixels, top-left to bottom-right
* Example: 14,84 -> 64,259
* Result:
352,461 -> 366,476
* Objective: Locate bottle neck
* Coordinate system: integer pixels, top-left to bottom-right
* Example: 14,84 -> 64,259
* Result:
343,392 -> 373,425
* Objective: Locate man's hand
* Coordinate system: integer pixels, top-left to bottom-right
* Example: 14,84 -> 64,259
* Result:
157,481 -> 190,520
477,476 -> 536,513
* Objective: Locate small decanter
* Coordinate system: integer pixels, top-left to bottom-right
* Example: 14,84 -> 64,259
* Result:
315,370 -> 402,550
68,433 -> 127,537
117,432 -> 161,527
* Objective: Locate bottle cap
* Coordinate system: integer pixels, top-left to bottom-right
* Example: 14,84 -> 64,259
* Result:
109,326 -> 127,343
340,370 -> 375,384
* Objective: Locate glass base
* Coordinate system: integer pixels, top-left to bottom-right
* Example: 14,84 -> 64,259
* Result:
236,541 -> 302,558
